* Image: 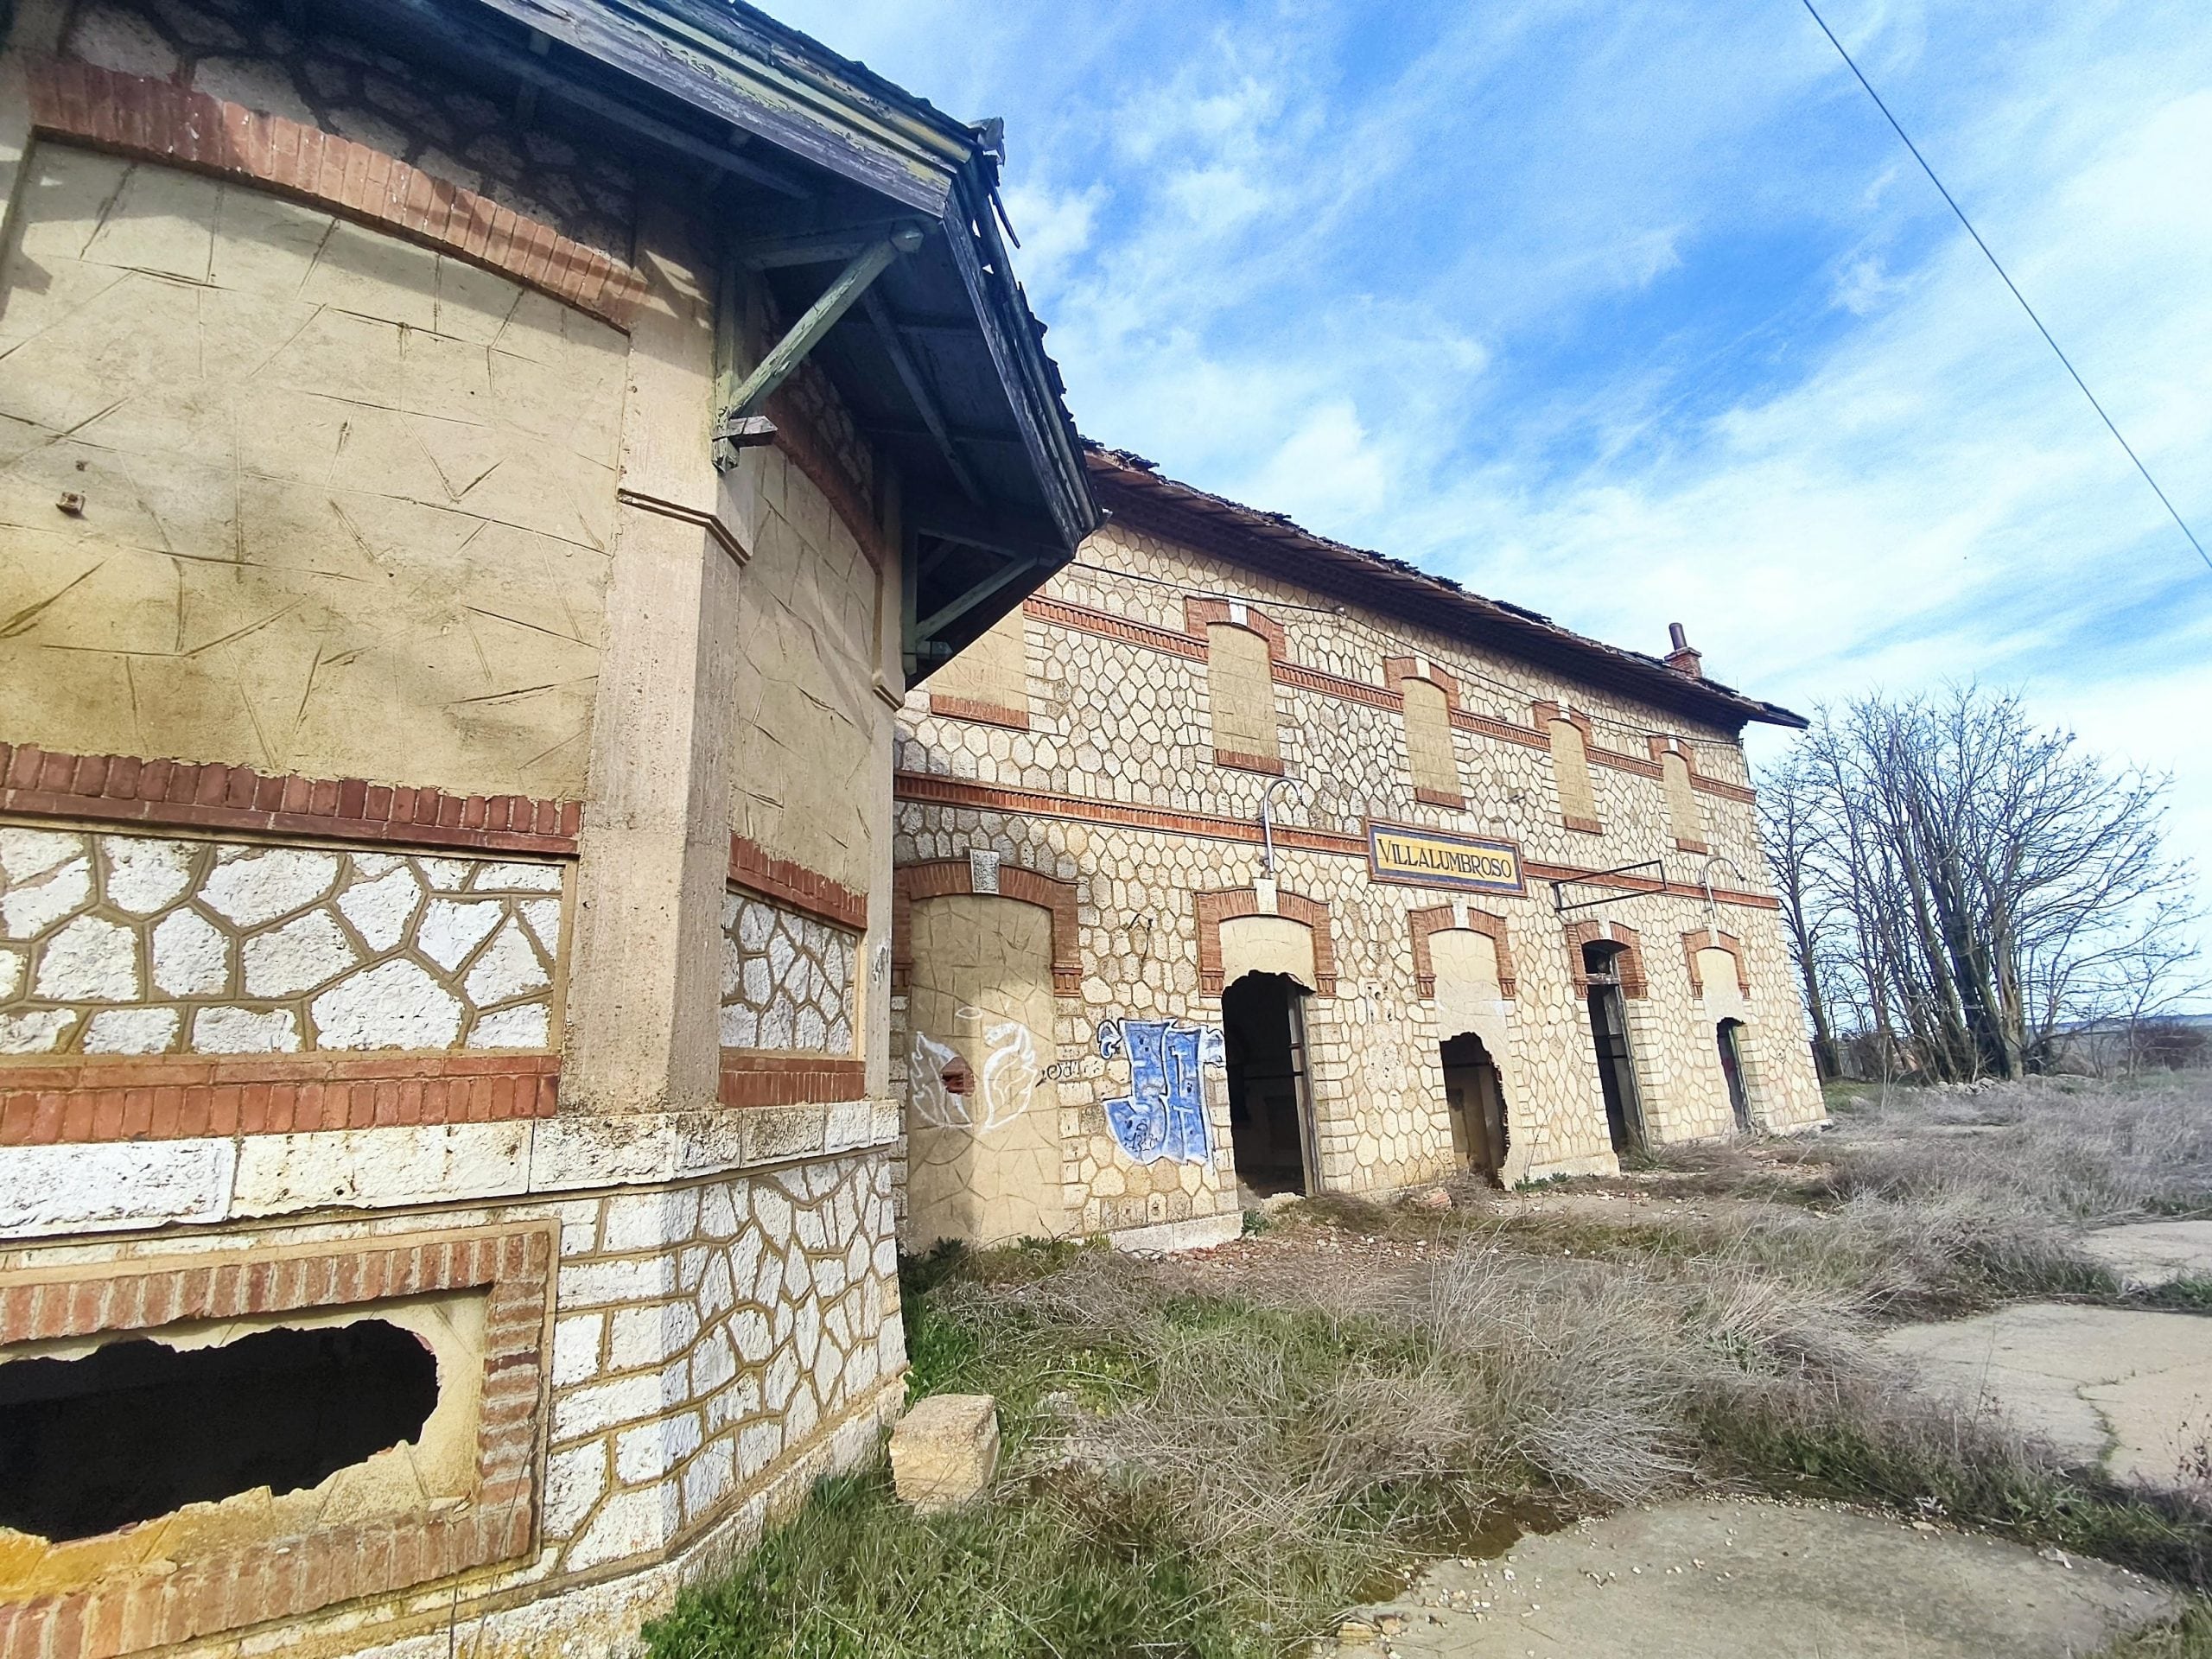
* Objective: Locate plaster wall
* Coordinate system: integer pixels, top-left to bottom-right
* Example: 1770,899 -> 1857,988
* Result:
719,446 -> 886,899
0,9 -> 914,1649
0,144 -> 626,800
901,893 -> 1064,1249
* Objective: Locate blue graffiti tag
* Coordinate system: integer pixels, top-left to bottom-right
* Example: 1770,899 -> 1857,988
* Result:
1097,1019 -> 1219,1164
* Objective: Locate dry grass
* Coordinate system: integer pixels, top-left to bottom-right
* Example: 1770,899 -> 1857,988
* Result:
649,1077 -> 2212,1658
1818,1073 -> 2212,1221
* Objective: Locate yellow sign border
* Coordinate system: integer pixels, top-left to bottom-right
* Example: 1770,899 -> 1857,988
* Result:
1364,820 -> 1526,896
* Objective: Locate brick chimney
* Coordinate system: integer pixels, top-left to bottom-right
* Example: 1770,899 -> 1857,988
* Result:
1663,622 -> 1704,679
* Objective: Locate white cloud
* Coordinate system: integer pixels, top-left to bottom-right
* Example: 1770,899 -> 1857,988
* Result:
749,0 -> 2212,974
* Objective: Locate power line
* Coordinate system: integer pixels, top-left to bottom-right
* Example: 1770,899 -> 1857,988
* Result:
1798,0 -> 2212,576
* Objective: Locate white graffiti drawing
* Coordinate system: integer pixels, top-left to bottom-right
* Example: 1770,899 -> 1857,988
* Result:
908,1027 -> 963,1129
975,1018 -> 1040,1131
906,1009 -> 1039,1134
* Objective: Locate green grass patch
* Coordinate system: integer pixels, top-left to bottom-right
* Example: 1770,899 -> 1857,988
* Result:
2134,1277 -> 2212,1313
2099,1602 -> 2212,1658
643,1465 -> 1247,1659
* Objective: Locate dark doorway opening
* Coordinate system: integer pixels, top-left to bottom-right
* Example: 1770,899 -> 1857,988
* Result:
1440,1032 -> 1508,1180
1717,1019 -> 1751,1130
1222,971 -> 1315,1197
0,1319 -> 439,1542
1583,942 -> 1644,1155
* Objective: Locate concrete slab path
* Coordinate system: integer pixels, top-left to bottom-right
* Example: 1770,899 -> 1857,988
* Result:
1878,1304 -> 2212,1489
1341,1497 -> 2172,1658
2082,1220 -> 2212,1289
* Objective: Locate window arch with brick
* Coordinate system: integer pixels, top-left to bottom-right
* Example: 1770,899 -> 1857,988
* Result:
1184,599 -> 1286,775
1649,738 -> 1709,854
1564,919 -> 1647,997
1388,658 -> 1463,808
1536,702 -> 1601,835
1195,889 -> 1336,995
1681,929 -> 1751,1001
891,857 -> 1082,996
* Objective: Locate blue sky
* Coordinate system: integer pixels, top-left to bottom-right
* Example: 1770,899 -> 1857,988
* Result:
770,0 -> 2211,967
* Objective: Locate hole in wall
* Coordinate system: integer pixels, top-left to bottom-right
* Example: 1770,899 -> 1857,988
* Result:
0,1319 -> 439,1542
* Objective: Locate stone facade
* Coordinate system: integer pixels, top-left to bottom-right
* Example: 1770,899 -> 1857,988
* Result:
0,0 -> 1091,1648
891,500 -> 1827,1249
0,828 -> 565,1058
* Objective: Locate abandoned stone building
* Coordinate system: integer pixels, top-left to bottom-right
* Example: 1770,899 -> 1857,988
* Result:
0,0 -> 1095,1652
892,448 -> 1826,1253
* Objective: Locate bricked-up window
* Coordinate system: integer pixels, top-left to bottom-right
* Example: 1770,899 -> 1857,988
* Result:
0,1321 -> 436,1542
1662,750 -> 1707,851
1400,677 -> 1461,803
1207,623 -> 1280,770
925,607 -> 1029,728
1549,717 -> 1600,831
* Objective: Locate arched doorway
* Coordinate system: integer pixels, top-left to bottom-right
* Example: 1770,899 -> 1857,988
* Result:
1583,940 -> 1644,1155
1439,1031 -> 1508,1179
902,894 -> 1065,1249
1222,971 -> 1316,1197
1716,1018 -> 1751,1130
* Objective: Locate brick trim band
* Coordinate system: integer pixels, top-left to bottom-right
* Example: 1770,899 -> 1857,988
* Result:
1213,746 -> 1285,776
31,60 -> 646,327
0,1227 -> 552,1656
1567,920 -> 1648,999
728,835 -> 868,932
1413,786 -> 1467,810
0,1053 -> 559,1147
1022,598 -> 1756,801
892,861 -> 1082,996
1195,888 -> 1337,996
926,693 -> 1030,731
1408,907 -> 1518,1000
717,1054 -> 868,1108
1023,595 -> 1205,661
0,742 -> 580,854
1279,660 -> 1402,710
1681,928 -> 1752,999
893,772 -> 1782,910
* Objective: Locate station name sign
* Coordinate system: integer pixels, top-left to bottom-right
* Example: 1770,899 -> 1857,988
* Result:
1365,822 -> 1526,896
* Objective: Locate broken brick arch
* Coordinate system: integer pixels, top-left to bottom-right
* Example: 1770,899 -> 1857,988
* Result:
1564,918 -> 1648,998
1407,907 -> 1517,999
1681,928 -> 1753,1000
1195,888 -> 1337,996
891,859 -> 1082,996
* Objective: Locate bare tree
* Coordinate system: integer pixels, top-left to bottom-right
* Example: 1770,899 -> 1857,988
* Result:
1754,747 -> 1843,1080
1758,686 -> 2201,1082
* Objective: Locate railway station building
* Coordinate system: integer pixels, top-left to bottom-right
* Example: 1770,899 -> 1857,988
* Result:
891,448 -> 1826,1254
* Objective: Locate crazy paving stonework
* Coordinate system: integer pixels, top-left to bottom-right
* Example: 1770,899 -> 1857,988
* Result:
892,518 -> 1827,1246
542,1155 -> 903,1574
0,825 -> 563,1057
63,0 -> 637,258
720,892 -> 859,1056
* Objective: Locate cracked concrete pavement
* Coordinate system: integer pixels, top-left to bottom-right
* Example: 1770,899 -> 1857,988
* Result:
1341,1497 -> 2174,1658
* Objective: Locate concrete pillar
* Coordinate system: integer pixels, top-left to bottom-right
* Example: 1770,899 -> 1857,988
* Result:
561,202 -> 744,1116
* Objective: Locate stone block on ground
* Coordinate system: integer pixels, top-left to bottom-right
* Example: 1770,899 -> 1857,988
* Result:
888,1393 -> 1000,1513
